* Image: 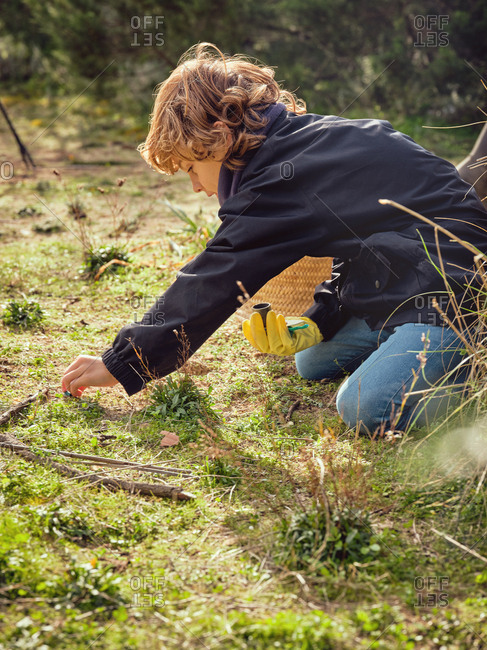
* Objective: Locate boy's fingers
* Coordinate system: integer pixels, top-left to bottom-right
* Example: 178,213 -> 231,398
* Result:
62,368 -> 84,396
249,311 -> 269,353
266,311 -> 283,354
61,355 -> 117,397
61,369 -> 76,392
276,314 -> 294,348
63,356 -> 86,376
242,319 -> 258,349
68,381 -> 86,398
62,357 -> 98,388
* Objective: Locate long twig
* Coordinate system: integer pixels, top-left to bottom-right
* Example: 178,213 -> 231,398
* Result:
0,442 -> 195,478
0,390 -> 195,498
0,431 -> 194,500
0,388 -> 48,426
431,527 -> 487,564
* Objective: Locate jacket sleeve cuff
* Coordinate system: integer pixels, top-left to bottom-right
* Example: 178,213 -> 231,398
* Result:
102,348 -> 147,397
303,302 -> 351,342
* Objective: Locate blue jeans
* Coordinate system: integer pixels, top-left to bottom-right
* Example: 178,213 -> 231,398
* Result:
295,317 -> 471,433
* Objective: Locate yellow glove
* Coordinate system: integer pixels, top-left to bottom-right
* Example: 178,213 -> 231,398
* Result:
242,310 -> 323,356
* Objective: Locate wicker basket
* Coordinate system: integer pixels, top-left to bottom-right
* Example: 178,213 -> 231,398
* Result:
235,256 -> 333,322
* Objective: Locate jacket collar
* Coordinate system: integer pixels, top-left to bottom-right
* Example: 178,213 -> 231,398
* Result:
217,102 -> 287,206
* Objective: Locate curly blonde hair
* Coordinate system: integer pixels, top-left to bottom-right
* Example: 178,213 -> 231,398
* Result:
138,42 -> 306,175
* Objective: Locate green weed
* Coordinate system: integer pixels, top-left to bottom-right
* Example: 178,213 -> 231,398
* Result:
164,200 -> 219,252
227,609 -> 343,649
33,503 -> 95,544
1,298 -> 45,329
0,512 -> 127,612
80,244 -> 131,278
0,513 -> 54,600
0,462 -> 62,506
278,504 -> 380,569
54,559 -> 127,614
0,518 -> 30,591
148,374 -> 217,423
204,456 -> 242,487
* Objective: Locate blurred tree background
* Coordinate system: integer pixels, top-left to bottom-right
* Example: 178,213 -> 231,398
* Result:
0,0 -> 485,129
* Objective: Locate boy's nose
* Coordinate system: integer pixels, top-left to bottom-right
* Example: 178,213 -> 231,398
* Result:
191,178 -> 204,193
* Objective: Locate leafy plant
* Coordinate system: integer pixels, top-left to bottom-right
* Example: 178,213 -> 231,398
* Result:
17,205 -> 42,218
0,462 -> 61,506
229,609 -> 342,648
204,456 -> 242,487
28,502 -> 153,548
0,514 -> 44,599
149,374 -> 217,423
80,244 -> 131,278
67,197 -> 87,220
279,504 -> 380,569
164,200 -> 219,252
33,503 -> 95,544
0,530 -> 30,589
52,559 -> 127,614
1,473 -> 37,506
0,516 -> 126,614
1,298 -> 45,329
101,511 -> 154,547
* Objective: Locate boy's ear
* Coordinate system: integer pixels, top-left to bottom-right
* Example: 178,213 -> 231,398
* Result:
213,121 -> 232,149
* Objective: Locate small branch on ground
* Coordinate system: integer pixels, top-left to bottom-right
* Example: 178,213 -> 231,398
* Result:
0,388 -> 48,426
286,400 -> 301,421
0,431 -> 195,500
431,526 -> 487,564
0,391 -> 195,500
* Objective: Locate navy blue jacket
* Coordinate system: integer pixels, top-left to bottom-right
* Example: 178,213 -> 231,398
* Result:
102,109 -> 487,395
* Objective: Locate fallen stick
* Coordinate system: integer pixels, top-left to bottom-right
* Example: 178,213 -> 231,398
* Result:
93,259 -> 132,281
286,400 -> 301,421
0,431 -> 195,501
431,527 -> 487,564
0,388 -> 48,426
0,442 -> 195,478
0,99 -> 36,169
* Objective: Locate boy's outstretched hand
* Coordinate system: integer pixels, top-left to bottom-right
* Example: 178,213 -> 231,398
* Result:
62,355 -> 119,397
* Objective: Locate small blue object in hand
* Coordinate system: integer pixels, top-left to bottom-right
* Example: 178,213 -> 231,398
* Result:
64,390 -> 73,397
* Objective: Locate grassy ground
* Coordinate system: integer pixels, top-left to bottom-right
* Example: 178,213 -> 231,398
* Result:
0,95 -> 486,649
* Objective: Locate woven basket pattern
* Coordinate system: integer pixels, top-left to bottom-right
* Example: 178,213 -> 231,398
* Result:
235,256 -> 333,321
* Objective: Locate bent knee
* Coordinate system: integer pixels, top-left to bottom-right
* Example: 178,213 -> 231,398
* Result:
295,354 -> 324,380
336,380 -> 382,433
295,347 -> 344,382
